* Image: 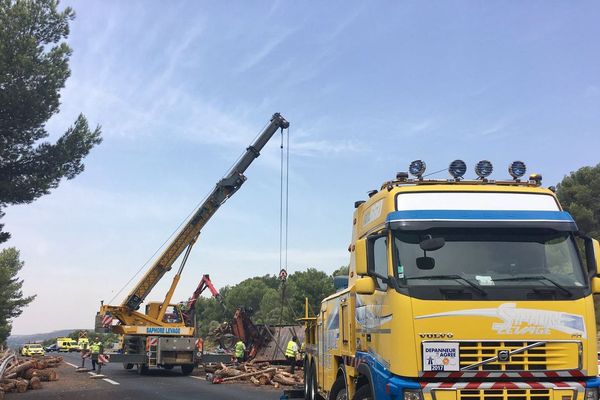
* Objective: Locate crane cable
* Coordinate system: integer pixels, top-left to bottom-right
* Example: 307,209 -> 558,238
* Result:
281,125 -> 291,276
275,125 -> 291,359
278,126 -> 290,282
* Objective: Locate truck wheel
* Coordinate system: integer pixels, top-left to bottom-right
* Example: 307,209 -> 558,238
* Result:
123,363 -> 134,370
330,376 -> 347,400
181,364 -> 194,375
310,364 -> 323,400
353,385 -> 373,400
137,364 -> 149,375
304,361 -> 312,400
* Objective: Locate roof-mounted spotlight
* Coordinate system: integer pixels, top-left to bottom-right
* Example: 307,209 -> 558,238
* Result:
529,173 -> 542,186
508,161 -> 526,180
475,160 -> 493,179
409,160 -> 426,179
448,159 -> 467,180
396,172 -> 409,181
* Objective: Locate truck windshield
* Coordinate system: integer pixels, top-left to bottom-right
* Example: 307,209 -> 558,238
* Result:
393,228 -> 587,291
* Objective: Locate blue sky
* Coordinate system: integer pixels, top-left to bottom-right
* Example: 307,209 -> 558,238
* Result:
5,1 -> 600,334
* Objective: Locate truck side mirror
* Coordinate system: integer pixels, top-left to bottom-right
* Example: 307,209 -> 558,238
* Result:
584,238 -> 600,293
583,237 -> 600,276
592,277 -> 600,294
355,277 -> 375,295
355,238 -> 368,276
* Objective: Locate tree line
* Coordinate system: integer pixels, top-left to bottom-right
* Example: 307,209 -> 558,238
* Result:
194,266 -> 348,337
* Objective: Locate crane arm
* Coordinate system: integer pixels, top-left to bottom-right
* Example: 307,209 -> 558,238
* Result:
186,274 -> 223,311
121,113 -> 289,311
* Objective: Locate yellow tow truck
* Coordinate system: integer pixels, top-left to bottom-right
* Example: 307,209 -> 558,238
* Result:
304,160 -> 600,400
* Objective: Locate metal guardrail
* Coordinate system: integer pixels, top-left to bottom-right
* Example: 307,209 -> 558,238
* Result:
0,351 -> 17,377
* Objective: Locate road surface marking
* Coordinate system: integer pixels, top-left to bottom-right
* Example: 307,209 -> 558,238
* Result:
102,378 -> 120,385
65,362 -> 78,368
189,376 -> 203,380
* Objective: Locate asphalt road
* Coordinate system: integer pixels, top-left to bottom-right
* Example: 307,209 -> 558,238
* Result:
16,351 -> 287,400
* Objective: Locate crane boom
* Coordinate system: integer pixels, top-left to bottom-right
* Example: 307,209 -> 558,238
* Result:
122,113 -> 289,311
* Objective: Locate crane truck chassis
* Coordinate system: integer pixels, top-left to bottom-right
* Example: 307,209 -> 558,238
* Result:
304,160 -> 600,400
95,113 -> 289,375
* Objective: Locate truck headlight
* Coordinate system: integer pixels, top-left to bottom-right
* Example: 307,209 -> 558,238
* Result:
585,388 -> 598,400
404,389 -> 424,400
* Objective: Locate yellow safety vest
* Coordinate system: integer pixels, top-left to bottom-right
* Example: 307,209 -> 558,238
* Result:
90,342 -> 101,354
285,340 -> 297,358
234,341 -> 245,358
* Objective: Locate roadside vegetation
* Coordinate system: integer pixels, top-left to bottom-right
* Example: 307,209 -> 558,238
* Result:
0,0 -> 102,345
195,266 -> 349,337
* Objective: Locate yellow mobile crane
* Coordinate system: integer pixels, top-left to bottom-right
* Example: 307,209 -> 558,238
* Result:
95,113 -> 289,375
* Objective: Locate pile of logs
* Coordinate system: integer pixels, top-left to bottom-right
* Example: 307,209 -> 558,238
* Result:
0,351 -> 62,399
204,361 -> 303,388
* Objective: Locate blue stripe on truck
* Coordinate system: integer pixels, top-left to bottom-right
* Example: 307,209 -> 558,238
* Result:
386,210 -> 575,223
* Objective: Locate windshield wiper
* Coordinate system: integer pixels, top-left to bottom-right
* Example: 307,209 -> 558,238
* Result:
493,275 -> 572,297
405,274 -> 487,296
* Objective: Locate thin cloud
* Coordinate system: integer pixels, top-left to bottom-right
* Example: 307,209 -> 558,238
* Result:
235,29 -> 295,74
292,139 -> 365,157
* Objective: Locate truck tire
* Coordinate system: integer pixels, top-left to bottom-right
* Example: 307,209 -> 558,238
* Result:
304,361 -> 312,400
137,364 -> 149,375
353,385 -> 373,400
219,334 -> 237,350
330,376 -> 347,400
310,364 -> 324,400
181,364 -> 194,375
123,363 -> 134,370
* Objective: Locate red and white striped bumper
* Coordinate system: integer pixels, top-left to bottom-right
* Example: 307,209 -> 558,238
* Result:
420,380 -> 585,393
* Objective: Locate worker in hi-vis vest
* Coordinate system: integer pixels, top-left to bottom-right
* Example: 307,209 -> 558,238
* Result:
234,339 -> 246,363
90,338 -> 103,371
285,335 -> 299,373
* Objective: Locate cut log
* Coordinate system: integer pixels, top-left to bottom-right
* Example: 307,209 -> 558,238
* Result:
0,382 -> 15,392
215,366 -> 243,378
220,367 -> 277,383
250,376 -> 260,386
5,360 -> 36,376
272,374 -> 297,386
258,374 -> 271,385
30,369 -> 57,382
15,379 -> 28,393
29,377 -> 42,390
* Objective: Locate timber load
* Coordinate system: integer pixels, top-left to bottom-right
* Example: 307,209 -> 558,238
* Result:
0,350 -> 62,398
204,360 -> 303,388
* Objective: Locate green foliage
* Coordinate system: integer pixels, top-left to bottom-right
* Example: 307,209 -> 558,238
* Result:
556,163 -> 600,238
194,268 -> 338,336
332,265 -> 349,276
0,0 -> 102,243
224,276 -> 277,314
287,268 -> 335,319
0,247 -> 35,344
556,164 -> 600,328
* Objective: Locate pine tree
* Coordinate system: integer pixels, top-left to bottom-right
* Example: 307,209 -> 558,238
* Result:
0,0 -> 102,243
0,247 -> 35,344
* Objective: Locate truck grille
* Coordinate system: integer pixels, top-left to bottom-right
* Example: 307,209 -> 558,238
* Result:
459,341 -> 579,371
459,389 -> 552,400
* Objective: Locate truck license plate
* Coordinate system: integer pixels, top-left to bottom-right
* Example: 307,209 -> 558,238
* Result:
422,342 -> 460,372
